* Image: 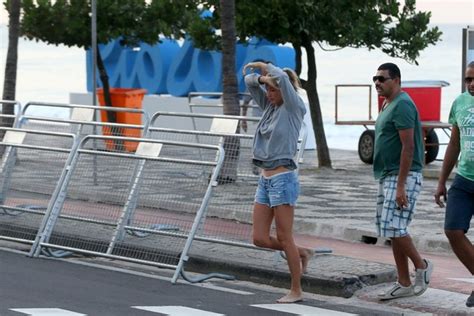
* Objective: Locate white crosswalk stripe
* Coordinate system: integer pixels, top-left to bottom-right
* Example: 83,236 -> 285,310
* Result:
8,304 -> 359,316
9,308 -> 86,316
132,306 -> 224,316
251,304 -> 358,316
448,277 -> 474,284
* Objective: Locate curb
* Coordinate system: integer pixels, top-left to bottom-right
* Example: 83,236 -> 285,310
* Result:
186,253 -> 397,298
186,241 -> 397,299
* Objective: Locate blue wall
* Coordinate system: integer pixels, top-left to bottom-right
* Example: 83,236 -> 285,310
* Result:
86,38 -> 295,96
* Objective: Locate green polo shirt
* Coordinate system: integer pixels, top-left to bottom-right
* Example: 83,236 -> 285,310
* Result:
373,92 -> 424,179
448,91 -> 474,181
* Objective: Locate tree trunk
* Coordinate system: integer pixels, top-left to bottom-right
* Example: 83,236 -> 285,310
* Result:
1,0 -> 21,158
220,1 -> 239,116
2,0 -> 21,125
294,45 -> 302,77
299,40 -> 332,168
97,46 -> 115,122
218,0 -> 240,183
96,45 -> 123,150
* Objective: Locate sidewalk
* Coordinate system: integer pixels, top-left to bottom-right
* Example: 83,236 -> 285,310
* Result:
182,149 -> 472,314
185,235 -> 473,315
295,148 -> 473,255
2,146 -> 473,315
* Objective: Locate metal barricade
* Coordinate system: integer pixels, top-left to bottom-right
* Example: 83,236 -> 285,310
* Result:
0,127 -> 76,245
150,111 -> 307,171
187,92 -> 259,135
187,92 -> 309,163
0,102 -> 149,252
150,111 -> 258,179
30,135 -> 225,283
0,100 -> 21,128
19,102 -> 150,151
14,103 -> 149,195
148,112 -> 308,252
188,92 -> 255,113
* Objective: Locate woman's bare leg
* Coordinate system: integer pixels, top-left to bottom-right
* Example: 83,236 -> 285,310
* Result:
273,204 -> 303,303
300,248 -> 314,274
253,203 -> 313,268
252,203 -> 279,249
253,203 -> 313,302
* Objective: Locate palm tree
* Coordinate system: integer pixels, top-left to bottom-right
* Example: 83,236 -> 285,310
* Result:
218,0 -> 240,183
2,0 -> 21,127
1,0 -> 20,157
220,0 -> 239,116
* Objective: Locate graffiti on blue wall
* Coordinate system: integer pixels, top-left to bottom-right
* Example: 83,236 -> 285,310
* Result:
86,38 -> 295,96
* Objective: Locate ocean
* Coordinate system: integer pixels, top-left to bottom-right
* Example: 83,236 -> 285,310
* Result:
0,23 -> 470,154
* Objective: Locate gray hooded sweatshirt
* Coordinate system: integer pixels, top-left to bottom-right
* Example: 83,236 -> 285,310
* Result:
245,64 -> 306,169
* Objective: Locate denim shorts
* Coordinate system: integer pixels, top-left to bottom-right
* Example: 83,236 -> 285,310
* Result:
375,172 -> 422,238
254,171 -> 299,207
445,174 -> 474,232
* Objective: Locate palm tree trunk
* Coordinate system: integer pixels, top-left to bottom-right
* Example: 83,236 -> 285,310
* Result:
220,1 -> 239,115
1,0 -> 21,158
2,0 -> 21,122
218,0 -> 240,183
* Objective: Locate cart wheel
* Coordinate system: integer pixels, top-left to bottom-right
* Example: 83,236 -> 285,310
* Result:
425,129 -> 439,164
358,130 -> 375,164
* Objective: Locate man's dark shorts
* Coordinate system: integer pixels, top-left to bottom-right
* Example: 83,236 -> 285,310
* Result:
445,174 -> 474,232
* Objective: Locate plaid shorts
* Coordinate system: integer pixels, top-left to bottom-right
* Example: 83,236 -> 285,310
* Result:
375,172 -> 423,238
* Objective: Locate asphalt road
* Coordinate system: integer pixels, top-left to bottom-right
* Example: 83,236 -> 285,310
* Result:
0,248 -> 417,316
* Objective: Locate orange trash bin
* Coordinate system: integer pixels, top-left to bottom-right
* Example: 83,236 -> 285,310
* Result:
97,88 -> 147,152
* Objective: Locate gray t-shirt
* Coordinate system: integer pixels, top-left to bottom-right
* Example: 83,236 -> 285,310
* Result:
245,64 -> 306,167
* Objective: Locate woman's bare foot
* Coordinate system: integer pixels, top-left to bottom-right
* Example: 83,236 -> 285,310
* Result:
276,292 -> 303,303
301,248 -> 315,274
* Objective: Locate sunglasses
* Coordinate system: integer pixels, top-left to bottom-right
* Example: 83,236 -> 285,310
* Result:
465,77 -> 474,84
372,76 -> 393,83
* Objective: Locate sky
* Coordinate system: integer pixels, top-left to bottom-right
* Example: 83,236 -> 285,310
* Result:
0,0 -> 473,26
411,0 -> 473,24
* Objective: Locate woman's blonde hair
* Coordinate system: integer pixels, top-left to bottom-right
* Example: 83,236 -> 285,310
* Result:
283,67 -> 301,91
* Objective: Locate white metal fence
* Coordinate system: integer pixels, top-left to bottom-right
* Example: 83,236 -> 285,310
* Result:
30,135 -> 224,283
0,99 -> 310,284
0,128 -> 76,245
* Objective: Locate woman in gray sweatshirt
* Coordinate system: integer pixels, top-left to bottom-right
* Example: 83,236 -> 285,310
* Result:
243,61 -> 313,303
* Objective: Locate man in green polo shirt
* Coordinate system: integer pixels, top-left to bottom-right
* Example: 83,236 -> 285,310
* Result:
373,63 -> 433,300
435,61 -> 474,308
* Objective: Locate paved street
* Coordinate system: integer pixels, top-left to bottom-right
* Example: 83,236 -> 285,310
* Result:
1,248 -> 417,316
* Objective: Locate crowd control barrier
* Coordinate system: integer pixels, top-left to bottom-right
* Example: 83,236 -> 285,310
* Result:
148,112 -> 308,263
0,127 -> 76,246
0,100 -> 21,128
151,111 -> 307,167
20,102 -> 150,151
13,102 -> 150,196
186,93 -> 308,163
150,111 -> 258,180
29,135 -> 226,284
1,103 -> 149,252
